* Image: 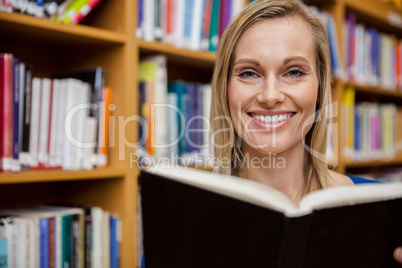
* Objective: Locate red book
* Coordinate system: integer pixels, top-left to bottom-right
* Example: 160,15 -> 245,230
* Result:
72,0 -> 102,24
0,53 -> 14,172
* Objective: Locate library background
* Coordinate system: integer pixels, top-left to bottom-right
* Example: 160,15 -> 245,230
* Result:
0,0 -> 401,267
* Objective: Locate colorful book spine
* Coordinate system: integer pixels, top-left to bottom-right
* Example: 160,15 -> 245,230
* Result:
71,0 -> 101,24
0,54 -> 14,172
208,0 -> 220,52
98,86 -> 112,168
57,0 -> 90,24
39,217 -> 49,268
109,215 -> 120,268
12,58 -> 21,172
19,65 -> 32,171
0,237 -> 7,268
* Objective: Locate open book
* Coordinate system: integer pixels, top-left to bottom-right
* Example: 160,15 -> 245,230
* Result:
139,166 -> 402,268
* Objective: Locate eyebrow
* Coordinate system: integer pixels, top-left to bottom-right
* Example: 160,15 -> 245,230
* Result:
232,58 -> 260,66
283,56 -> 312,65
233,56 -> 312,67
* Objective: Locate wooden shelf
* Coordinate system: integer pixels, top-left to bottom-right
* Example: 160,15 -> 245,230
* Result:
0,168 -> 126,184
344,0 -> 402,34
346,159 -> 402,168
346,82 -> 402,98
137,40 -> 216,69
0,11 -> 126,46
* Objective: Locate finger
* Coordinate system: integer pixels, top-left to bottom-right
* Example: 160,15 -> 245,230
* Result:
394,248 -> 402,263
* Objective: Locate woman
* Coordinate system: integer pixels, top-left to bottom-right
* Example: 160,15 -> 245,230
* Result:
209,0 -> 402,262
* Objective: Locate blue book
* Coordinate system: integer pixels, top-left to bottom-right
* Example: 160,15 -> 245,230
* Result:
186,83 -> 196,154
138,82 -> 147,149
0,237 -> 7,268
137,0 -> 144,38
110,215 -> 120,268
194,83 -> 203,153
12,58 -> 20,172
183,0 -> 194,48
39,217 -> 49,268
61,214 -> 72,268
354,105 -> 360,156
168,81 -> 188,157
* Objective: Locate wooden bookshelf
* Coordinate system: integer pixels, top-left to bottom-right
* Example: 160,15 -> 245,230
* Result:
345,158 -> 402,169
0,0 -> 401,267
347,82 -> 402,99
0,168 -> 126,184
0,0 -> 138,266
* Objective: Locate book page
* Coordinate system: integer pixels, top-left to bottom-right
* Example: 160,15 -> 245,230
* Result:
147,166 -> 402,217
147,166 -> 301,216
299,183 -> 402,212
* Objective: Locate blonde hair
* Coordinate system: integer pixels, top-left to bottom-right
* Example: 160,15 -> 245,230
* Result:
210,0 -> 332,195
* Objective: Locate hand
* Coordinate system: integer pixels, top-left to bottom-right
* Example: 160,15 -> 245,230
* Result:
394,247 -> 402,264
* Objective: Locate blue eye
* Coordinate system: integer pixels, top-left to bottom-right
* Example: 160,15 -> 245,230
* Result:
286,68 -> 305,78
239,71 -> 257,78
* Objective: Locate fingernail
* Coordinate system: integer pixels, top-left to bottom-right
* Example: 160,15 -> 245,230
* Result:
395,248 -> 402,262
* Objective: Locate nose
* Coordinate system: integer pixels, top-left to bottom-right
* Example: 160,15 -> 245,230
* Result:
256,77 -> 286,107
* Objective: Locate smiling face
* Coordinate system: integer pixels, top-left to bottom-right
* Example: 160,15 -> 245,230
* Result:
228,16 -> 319,158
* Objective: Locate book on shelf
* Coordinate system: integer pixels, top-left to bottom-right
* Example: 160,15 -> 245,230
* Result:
0,205 -> 120,268
0,53 -> 13,172
341,85 -> 400,163
0,54 -> 112,172
0,236 -> 6,268
19,64 -> 32,171
71,0 -> 101,24
343,12 -> 402,90
139,167 -> 402,268
136,0 -> 246,52
54,66 -> 106,168
12,58 -> 21,172
138,55 -> 168,159
2,0 -> 101,23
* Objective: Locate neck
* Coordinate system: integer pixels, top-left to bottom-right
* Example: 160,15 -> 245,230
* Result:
237,143 -> 309,203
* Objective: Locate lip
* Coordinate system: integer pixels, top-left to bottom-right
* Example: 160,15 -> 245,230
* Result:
247,111 -> 296,131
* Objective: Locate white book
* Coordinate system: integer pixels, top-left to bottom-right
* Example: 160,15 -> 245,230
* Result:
231,0 -> 244,19
201,84 -> 212,157
144,0 -> 155,42
55,79 -> 67,168
82,116 -> 97,170
189,0 -> 203,51
174,0 -> 185,48
102,211 -> 110,268
143,55 -> 168,159
167,92 -> 178,157
91,207 -> 104,268
29,77 -> 41,169
38,78 -> 52,169
48,79 -> 61,168
62,79 -> 90,170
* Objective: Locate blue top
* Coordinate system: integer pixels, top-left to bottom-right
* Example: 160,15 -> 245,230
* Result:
347,175 -> 380,184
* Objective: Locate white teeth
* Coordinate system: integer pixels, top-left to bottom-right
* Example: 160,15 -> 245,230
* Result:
253,113 -> 292,123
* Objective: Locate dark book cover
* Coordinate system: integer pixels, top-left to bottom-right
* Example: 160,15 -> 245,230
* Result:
139,168 -> 402,268
19,64 -> 32,171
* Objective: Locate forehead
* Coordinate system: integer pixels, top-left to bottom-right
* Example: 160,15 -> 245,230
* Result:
233,16 -> 316,63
